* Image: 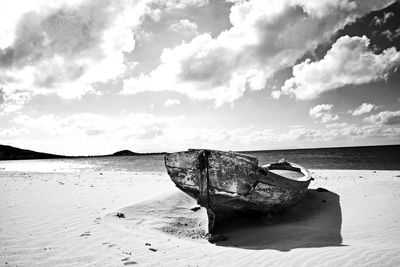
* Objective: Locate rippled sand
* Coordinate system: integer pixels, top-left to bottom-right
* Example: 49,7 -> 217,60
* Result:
1,170 -> 400,266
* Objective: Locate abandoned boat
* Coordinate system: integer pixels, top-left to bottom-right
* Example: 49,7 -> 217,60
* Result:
164,149 -> 313,233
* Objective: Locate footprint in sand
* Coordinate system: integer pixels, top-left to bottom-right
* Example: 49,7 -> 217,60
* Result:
80,231 -> 91,237
123,261 -> 137,265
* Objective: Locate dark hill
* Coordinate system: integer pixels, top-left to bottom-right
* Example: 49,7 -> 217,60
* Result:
112,150 -> 140,156
0,145 -> 65,160
0,144 -> 165,160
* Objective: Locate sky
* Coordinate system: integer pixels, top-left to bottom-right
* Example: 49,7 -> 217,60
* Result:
0,0 -> 399,155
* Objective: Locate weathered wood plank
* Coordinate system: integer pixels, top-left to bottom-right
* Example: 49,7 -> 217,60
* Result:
164,150 -> 200,169
208,151 -> 258,195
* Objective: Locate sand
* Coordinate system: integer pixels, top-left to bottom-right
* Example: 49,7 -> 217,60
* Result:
1,169 -> 400,266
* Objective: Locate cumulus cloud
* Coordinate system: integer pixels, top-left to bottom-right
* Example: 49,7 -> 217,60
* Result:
163,98 -> 181,107
273,35 -> 400,100
0,0 -> 215,112
0,0 -> 140,101
349,102 -> 378,116
123,0 -> 393,105
169,19 -> 198,35
364,110 -> 400,125
309,104 -> 339,123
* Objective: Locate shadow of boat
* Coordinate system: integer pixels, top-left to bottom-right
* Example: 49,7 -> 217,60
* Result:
214,188 -> 343,251
108,188 -> 342,252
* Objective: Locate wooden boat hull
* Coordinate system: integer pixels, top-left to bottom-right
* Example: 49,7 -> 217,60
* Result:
164,149 -> 312,233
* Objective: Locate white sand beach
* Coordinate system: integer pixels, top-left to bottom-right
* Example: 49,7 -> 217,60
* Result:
1,169 -> 400,266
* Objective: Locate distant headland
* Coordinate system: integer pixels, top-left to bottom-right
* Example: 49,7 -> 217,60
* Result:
0,145 -> 166,161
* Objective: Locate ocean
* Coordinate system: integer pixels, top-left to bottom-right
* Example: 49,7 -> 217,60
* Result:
0,145 -> 399,172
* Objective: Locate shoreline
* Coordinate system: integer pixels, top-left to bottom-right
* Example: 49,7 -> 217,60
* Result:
1,170 -> 400,266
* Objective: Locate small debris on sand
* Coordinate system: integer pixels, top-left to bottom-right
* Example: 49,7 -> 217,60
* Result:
145,243 -> 151,246
149,248 -> 157,252
190,206 -> 201,212
116,213 -> 125,218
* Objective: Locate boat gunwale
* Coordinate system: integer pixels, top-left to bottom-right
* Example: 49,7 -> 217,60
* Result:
165,164 -> 312,192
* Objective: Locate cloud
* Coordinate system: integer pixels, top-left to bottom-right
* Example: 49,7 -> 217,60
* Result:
226,123 -> 400,148
0,88 -> 32,114
163,98 -> 181,107
309,104 -> 339,123
381,28 -> 400,42
383,11 -> 395,22
273,35 -> 400,100
371,11 -> 394,27
278,124 -> 400,143
326,122 -> 350,129
4,110 -> 400,154
9,112 -> 184,154
7,112 -> 258,154
278,127 -> 323,142
0,88 -> 4,104
123,0 -> 393,106
364,110 -> 400,125
0,0 -> 144,110
349,102 -> 378,116
0,127 -> 29,138
169,19 -> 198,35
151,0 -> 208,10
1,0 -> 210,113
371,16 -> 383,27
0,0 -> 215,113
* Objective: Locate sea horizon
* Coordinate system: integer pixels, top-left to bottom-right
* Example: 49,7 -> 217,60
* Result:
2,143 -> 399,158
1,144 -> 399,172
